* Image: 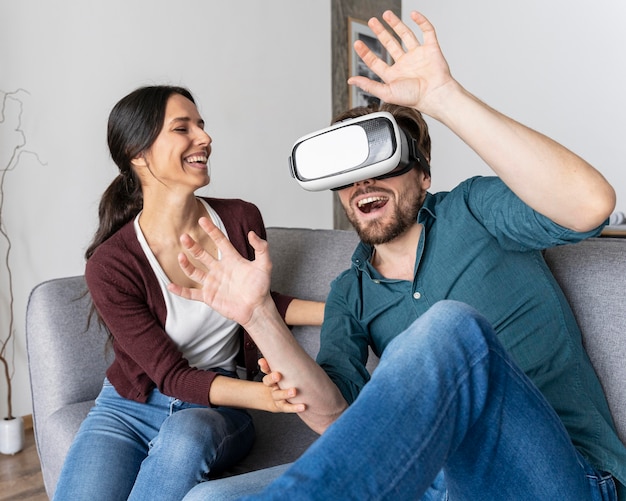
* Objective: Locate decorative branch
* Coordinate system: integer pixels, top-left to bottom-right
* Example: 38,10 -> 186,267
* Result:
0,89 -> 46,419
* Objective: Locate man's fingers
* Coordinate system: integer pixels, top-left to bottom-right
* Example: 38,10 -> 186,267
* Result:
198,216 -> 247,262
176,251 -> 209,284
180,233 -> 213,264
166,282 -> 202,302
381,10 -> 422,50
367,14 -> 406,61
198,216 -> 223,240
247,231 -> 271,262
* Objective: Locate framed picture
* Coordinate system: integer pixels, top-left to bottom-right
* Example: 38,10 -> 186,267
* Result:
348,17 -> 390,108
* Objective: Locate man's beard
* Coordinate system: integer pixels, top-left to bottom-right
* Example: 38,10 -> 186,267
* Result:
344,190 -> 424,245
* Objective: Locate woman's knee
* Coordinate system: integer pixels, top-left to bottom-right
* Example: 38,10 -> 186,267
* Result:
154,409 -> 224,458
155,408 -> 253,462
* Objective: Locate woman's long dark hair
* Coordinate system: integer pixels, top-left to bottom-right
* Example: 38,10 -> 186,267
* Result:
84,85 -> 195,260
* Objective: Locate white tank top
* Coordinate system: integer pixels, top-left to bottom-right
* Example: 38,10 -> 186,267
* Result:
134,199 -> 239,372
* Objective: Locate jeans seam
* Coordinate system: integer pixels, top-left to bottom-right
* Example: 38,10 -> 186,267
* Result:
381,344 -> 489,499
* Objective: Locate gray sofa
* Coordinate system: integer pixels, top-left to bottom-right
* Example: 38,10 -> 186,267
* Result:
26,228 -> 626,498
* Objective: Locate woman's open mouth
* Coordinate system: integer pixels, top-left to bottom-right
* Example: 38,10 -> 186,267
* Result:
184,155 -> 208,168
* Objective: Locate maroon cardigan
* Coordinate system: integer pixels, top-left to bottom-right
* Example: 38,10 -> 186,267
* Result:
85,198 -> 293,405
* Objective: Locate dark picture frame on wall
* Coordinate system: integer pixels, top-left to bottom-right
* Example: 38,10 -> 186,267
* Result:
348,17 -> 391,109
332,1 -> 401,229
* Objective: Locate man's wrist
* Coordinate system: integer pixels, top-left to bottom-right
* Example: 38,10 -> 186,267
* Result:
243,294 -> 282,334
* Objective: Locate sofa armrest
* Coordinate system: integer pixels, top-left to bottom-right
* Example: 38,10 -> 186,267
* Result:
25,276 -> 110,495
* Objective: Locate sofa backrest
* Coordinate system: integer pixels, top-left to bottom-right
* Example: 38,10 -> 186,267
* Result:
544,238 -> 626,444
268,230 -> 626,446
266,227 -> 380,374
267,226 -> 360,360
25,227 -> 363,492
25,229 -> 625,494
27,231 -> 625,442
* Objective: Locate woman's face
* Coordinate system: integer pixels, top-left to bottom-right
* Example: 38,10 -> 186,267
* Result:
135,93 -> 212,192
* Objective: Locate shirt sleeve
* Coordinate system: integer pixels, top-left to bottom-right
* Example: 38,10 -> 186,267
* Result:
463,176 -> 606,251
316,275 -> 371,404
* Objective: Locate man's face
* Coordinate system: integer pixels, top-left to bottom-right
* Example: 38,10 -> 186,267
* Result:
336,169 -> 431,245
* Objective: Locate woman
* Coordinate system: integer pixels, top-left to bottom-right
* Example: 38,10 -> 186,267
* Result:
53,85 -> 323,501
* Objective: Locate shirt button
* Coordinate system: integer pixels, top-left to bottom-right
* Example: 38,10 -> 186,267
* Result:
413,292 -> 421,300
373,279 -> 380,284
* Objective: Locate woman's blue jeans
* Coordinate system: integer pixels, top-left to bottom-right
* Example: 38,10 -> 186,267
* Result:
183,300 -> 617,501
53,374 -> 255,501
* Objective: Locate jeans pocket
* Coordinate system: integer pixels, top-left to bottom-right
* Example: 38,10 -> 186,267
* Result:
587,470 -> 617,501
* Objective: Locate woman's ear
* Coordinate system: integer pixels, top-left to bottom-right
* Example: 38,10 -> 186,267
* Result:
131,152 -> 147,168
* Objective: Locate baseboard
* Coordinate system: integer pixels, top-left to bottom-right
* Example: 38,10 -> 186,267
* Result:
23,414 -> 33,430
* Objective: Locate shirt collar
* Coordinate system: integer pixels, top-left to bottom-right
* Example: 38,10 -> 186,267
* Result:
418,192 -> 437,224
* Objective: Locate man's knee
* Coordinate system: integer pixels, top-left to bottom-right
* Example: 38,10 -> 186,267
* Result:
383,300 -> 496,364
421,300 -> 488,332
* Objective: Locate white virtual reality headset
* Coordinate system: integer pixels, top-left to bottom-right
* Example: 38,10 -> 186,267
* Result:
288,111 -> 429,191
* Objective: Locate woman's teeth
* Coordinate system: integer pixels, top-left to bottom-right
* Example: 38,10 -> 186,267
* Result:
185,155 -> 207,164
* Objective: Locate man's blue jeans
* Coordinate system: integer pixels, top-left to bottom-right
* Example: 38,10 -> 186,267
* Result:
53,374 -> 255,501
183,301 -> 617,500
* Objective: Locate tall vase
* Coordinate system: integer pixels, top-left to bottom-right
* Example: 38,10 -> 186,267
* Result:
0,416 -> 25,455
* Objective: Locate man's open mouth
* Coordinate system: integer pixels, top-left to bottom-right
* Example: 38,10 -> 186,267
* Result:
357,196 -> 388,214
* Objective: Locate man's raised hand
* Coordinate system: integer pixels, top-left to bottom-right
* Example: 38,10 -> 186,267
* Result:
167,216 -> 273,327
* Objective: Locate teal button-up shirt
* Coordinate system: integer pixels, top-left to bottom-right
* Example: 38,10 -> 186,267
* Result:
317,176 -> 626,486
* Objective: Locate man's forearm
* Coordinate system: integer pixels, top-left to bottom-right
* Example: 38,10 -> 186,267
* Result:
245,296 -> 348,434
428,81 -> 615,231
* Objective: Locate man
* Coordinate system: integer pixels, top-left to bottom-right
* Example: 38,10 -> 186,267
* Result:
171,10 -> 625,500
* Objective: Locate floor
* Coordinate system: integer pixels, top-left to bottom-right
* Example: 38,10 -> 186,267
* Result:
0,416 -> 48,500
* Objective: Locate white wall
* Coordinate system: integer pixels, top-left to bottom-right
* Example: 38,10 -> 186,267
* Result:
0,0 -> 333,419
401,1 -> 626,200
1,0 -> 625,419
